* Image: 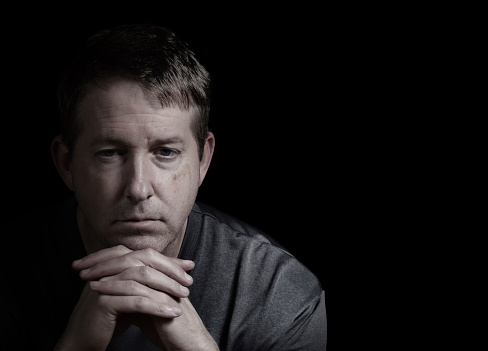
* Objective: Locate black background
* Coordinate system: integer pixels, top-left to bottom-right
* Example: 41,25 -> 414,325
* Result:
3,4 -> 416,349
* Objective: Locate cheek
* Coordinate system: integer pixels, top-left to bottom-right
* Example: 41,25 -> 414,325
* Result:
71,161 -> 120,200
169,160 -> 200,194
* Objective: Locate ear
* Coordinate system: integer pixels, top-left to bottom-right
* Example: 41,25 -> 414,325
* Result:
51,135 -> 74,191
198,131 -> 215,186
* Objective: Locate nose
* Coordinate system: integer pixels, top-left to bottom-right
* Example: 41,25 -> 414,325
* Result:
124,154 -> 155,203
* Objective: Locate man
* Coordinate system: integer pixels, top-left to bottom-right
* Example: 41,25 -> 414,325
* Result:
3,23 -> 326,350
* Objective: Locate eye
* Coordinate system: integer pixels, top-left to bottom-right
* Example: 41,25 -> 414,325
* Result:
102,150 -> 118,157
157,148 -> 178,158
97,149 -> 120,158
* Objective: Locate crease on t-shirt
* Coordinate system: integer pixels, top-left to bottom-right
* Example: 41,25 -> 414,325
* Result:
277,290 -> 327,351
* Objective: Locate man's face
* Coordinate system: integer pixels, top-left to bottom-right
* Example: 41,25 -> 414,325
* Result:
68,79 -> 210,255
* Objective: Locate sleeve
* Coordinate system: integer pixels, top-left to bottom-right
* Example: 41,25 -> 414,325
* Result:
278,290 -> 327,351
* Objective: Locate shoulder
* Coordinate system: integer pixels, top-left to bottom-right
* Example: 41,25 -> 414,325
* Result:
188,201 -> 323,294
187,202 -> 326,349
191,201 -> 286,248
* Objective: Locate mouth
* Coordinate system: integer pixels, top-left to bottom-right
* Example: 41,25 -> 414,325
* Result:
114,218 -> 161,229
121,218 -> 158,222
117,214 -> 161,222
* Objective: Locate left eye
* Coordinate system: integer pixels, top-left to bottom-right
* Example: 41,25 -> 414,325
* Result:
157,148 -> 177,158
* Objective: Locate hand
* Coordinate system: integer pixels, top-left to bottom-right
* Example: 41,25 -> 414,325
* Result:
56,245 -> 219,351
150,297 -> 220,350
54,245 -> 195,350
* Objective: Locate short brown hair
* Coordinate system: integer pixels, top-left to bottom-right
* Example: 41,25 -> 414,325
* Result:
57,23 -> 211,160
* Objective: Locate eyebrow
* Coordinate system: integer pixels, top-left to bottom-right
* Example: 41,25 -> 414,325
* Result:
91,136 -> 185,148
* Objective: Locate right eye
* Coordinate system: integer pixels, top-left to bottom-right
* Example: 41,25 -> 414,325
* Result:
98,149 -> 118,158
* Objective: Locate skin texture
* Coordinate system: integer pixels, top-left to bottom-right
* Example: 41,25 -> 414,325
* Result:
51,79 -> 218,350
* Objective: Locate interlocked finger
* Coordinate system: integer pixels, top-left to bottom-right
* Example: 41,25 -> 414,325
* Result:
78,248 -> 193,287
90,284 -> 182,318
99,265 -> 190,298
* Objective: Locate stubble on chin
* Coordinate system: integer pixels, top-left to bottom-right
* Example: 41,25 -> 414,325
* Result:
77,211 -> 188,257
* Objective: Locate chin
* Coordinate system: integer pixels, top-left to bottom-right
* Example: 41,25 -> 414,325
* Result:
108,235 -> 171,253
104,220 -> 180,252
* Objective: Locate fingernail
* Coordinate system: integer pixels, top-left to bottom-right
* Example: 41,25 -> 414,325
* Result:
169,306 -> 182,316
90,281 -> 100,288
180,285 -> 190,296
72,259 -> 82,266
185,272 -> 193,283
81,268 -> 90,276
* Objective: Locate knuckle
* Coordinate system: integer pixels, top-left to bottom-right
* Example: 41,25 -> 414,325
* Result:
115,244 -> 130,254
158,302 -> 179,316
142,247 -> 157,257
159,304 -> 171,314
170,263 -> 185,281
123,255 -> 141,267
126,280 -> 139,290
138,265 -> 151,277
166,261 -> 179,278
133,296 -> 147,309
171,281 -> 183,294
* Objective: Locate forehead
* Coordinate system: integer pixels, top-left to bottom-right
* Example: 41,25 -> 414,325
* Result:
76,80 -> 196,140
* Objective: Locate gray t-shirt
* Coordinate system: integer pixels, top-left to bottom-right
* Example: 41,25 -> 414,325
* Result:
3,198 -> 327,350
